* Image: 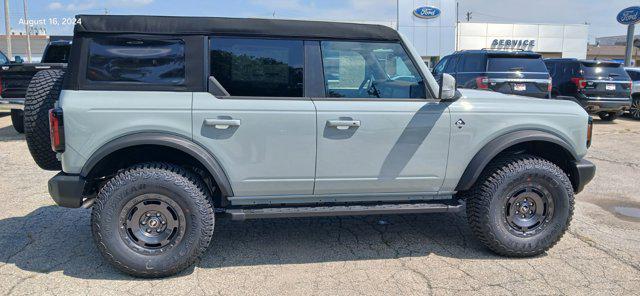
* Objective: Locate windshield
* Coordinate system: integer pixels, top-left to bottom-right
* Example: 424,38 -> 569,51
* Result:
487,57 -> 548,72
580,62 -> 629,79
42,45 -> 71,63
0,51 -> 7,64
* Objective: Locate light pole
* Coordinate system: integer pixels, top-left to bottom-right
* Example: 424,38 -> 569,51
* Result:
3,0 -> 11,59
22,0 -> 32,62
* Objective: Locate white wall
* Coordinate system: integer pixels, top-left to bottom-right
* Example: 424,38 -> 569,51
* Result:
458,23 -> 589,59
397,0 -> 457,58
396,0 -> 588,59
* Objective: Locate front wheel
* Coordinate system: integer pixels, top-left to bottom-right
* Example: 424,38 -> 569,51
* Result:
631,97 -> 640,120
92,163 -> 215,278
466,155 -> 574,257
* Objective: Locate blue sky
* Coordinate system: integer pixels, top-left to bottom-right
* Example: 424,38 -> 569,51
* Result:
3,0 -> 639,41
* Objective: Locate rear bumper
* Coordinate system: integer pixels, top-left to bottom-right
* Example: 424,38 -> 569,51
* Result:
579,98 -> 631,113
48,173 -> 88,208
572,159 -> 596,194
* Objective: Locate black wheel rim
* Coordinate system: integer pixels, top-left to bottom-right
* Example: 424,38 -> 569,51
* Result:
119,194 -> 186,254
503,184 -> 554,237
632,99 -> 640,119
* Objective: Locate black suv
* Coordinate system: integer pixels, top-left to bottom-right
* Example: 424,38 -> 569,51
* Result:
545,59 -> 632,121
432,50 -> 551,98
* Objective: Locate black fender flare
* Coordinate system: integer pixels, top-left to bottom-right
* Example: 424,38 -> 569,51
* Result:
455,130 -> 577,192
80,132 -> 234,197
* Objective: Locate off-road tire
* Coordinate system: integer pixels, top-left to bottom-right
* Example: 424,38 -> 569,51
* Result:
466,154 -> 574,257
598,112 -> 618,122
91,163 -> 215,278
24,69 -> 64,170
10,109 -> 24,134
631,97 -> 640,120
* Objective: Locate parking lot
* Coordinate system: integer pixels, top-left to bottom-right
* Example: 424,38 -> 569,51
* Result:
0,112 -> 638,295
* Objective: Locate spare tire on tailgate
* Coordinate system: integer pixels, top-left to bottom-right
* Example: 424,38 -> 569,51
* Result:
24,70 -> 64,171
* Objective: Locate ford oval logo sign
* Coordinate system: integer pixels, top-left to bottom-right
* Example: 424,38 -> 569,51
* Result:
617,6 -> 640,25
414,6 -> 441,19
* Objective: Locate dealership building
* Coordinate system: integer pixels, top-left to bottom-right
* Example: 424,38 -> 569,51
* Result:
392,0 -> 589,67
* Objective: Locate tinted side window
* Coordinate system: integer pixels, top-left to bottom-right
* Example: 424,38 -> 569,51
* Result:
461,54 -> 486,72
320,41 -> 427,99
42,45 -> 71,63
210,37 -> 304,97
87,37 -> 185,84
433,56 -> 449,75
444,55 -> 459,73
627,70 -> 640,81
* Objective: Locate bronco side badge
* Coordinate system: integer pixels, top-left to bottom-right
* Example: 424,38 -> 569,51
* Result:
455,119 -> 466,129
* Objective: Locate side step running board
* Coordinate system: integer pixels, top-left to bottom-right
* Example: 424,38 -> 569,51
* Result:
226,202 -> 464,221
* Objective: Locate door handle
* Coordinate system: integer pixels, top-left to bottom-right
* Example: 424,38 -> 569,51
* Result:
327,120 -> 361,130
204,118 -> 241,130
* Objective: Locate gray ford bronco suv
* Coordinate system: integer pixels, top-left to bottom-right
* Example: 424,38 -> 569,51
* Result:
24,15 -> 595,277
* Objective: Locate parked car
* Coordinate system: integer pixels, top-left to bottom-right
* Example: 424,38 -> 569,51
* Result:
432,50 -> 551,98
0,40 -> 71,133
25,15 -> 595,277
545,59 -> 632,121
624,67 -> 640,120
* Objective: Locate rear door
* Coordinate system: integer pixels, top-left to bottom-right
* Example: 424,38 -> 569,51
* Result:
313,40 -> 450,195
192,37 -> 317,197
486,54 -> 551,98
578,62 -> 631,100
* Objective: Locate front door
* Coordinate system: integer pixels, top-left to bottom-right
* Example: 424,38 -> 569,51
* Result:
313,41 -> 451,195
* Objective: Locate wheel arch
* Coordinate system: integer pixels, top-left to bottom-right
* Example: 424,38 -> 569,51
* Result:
80,132 -> 233,199
455,130 -> 579,192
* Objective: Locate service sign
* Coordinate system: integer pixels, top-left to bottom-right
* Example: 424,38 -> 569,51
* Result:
413,6 -> 441,19
617,6 -> 640,25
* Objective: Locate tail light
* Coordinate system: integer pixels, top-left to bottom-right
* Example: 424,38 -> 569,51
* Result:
49,108 -> 65,152
475,76 -> 489,90
571,77 -> 586,89
586,116 -> 593,148
547,78 -> 552,92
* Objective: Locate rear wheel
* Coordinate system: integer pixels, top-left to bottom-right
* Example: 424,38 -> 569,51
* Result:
466,155 -> 574,257
598,112 -> 618,121
631,97 -> 640,120
92,163 -> 215,278
10,109 -> 24,134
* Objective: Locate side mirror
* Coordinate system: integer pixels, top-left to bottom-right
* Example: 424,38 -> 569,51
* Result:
438,73 -> 457,101
14,56 -> 24,63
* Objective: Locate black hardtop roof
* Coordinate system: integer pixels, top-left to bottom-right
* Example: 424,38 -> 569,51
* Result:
74,14 -> 402,41
454,49 -> 542,58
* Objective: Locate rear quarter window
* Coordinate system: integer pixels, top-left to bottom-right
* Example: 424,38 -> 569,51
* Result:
487,57 -> 548,72
42,45 -> 71,63
627,70 -> 640,81
87,37 -> 186,85
460,54 -> 486,72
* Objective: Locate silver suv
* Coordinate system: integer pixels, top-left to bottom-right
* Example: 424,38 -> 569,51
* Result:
24,15 -> 595,278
